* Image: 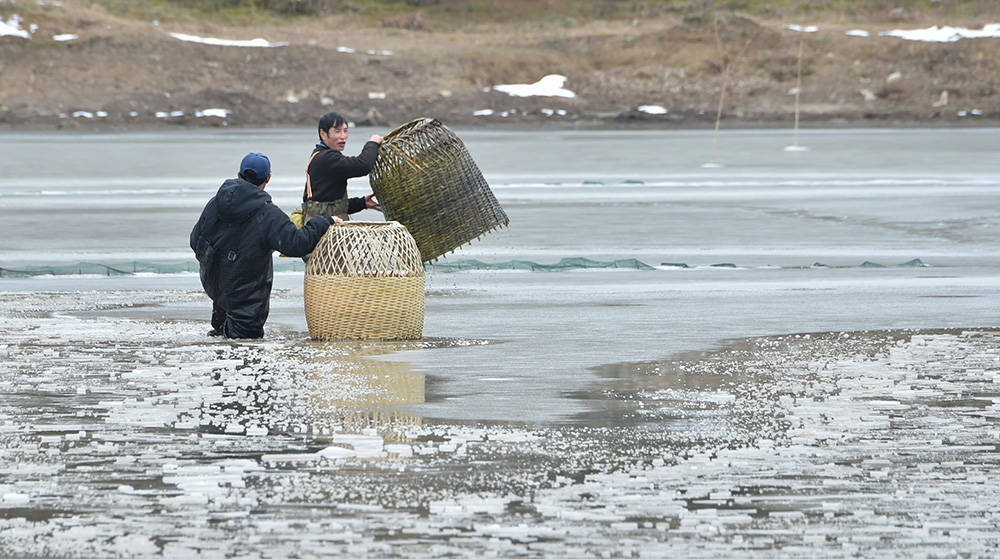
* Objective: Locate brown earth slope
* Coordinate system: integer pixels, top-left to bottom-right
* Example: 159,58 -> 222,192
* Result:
1,1 -> 999,129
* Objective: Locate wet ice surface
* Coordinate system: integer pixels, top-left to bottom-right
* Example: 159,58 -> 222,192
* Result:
2,292 -> 998,557
2,127 -> 999,555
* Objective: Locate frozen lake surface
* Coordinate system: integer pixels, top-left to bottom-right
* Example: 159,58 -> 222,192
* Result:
0,127 -> 998,556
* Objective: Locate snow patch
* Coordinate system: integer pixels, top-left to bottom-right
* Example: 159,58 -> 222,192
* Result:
337,45 -> 392,56
168,32 -> 288,48
638,105 -> 668,115
195,108 -> 230,118
493,74 -> 576,98
880,23 -> 1000,42
1,15 -> 30,39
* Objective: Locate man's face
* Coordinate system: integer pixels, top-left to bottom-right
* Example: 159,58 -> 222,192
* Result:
320,123 -> 349,151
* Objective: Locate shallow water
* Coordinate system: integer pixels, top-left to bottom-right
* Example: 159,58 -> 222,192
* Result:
1,127 -> 999,556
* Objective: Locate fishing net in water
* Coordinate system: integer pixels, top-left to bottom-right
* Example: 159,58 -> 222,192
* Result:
0,261 -> 202,277
369,117 -> 509,262
303,221 -> 424,341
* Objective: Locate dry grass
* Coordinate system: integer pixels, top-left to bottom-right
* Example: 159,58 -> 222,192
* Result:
61,0 -> 1000,27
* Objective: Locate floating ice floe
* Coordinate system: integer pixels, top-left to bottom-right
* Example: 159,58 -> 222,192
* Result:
786,24 -> 818,33
168,32 -> 288,48
493,74 -> 576,98
638,105 -> 668,115
245,425 -> 267,436
880,23 -> 1000,42
53,33 -> 78,42
845,29 -> 870,37
384,443 -> 413,457
331,433 -> 384,457
1,15 -> 30,39
2,492 -> 30,505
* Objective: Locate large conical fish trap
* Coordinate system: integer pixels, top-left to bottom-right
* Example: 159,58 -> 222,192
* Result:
304,221 -> 424,341
369,117 -> 509,262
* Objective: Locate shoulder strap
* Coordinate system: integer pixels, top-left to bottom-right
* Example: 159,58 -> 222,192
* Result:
304,150 -> 321,200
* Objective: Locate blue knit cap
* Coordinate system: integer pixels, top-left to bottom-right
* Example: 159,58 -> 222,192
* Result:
239,152 -> 271,185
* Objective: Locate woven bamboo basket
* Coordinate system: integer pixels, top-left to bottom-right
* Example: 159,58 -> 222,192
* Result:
369,117 -> 509,262
304,221 -> 424,341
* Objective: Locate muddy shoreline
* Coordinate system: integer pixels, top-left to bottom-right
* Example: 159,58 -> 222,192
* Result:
4,113 -> 1000,133
3,2 -> 999,133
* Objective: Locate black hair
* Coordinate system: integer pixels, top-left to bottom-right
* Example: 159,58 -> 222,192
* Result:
318,112 -> 348,140
240,169 -> 265,186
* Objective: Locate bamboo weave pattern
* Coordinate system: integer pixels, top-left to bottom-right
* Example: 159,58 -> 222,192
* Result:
304,222 -> 424,341
369,117 -> 509,262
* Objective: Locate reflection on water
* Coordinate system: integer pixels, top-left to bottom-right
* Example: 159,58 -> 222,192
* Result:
306,346 -> 426,435
192,338 -> 489,442
193,340 -> 430,441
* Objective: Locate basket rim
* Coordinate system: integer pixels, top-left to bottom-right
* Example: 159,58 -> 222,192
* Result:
334,220 -> 402,228
383,117 -> 437,143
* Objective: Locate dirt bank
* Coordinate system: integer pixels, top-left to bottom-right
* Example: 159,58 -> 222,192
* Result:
2,1 -> 999,130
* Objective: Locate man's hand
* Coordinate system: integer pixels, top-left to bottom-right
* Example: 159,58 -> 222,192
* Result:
365,193 -> 382,212
332,216 -> 344,225
369,134 -> 384,144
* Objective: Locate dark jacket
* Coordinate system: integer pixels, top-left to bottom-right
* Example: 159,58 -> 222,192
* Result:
191,178 -> 333,338
303,141 -> 380,214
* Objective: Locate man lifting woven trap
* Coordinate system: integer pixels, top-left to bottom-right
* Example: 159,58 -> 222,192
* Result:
191,152 -> 339,339
300,111 -> 384,223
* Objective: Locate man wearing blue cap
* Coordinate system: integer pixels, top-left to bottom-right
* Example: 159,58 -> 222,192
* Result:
190,152 -> 341,338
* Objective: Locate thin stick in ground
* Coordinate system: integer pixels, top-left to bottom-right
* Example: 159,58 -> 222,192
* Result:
706,15 -> 755,167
